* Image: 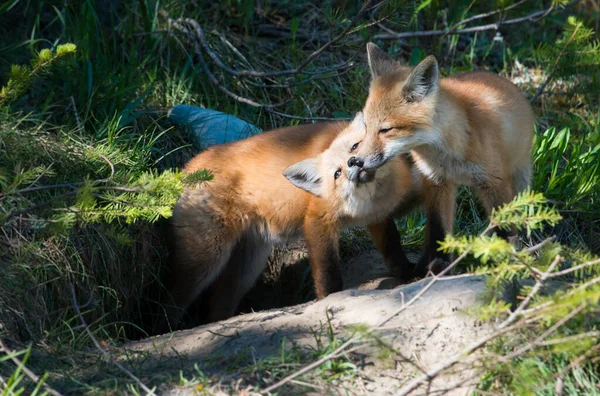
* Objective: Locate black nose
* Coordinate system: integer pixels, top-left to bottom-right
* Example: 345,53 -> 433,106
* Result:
347,156 -> 364,168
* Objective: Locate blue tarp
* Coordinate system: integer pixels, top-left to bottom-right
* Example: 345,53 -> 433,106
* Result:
168,105 -> 261,148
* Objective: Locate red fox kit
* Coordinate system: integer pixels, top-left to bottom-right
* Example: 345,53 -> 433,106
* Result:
159,114 -> 420,332
349,43 -> 534,273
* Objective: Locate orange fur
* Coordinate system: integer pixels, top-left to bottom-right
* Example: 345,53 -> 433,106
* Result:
158,115 -> 420,332
352,43 -> 535,273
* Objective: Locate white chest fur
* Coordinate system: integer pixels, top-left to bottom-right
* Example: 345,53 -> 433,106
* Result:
413,145 -> 486,186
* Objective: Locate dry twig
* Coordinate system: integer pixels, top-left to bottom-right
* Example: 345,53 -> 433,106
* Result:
445,0 -> 530,34
0,338 -> 63,396
530,21 -> 582,102
69,283 -> 156,395
373,0 -> 582,40
261,338 -> 355,394
498,255 -> 563,329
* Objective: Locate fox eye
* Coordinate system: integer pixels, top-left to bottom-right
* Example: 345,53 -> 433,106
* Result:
379,127 -> 392,134
350,142 -> 359,152
334,169 -> 342,180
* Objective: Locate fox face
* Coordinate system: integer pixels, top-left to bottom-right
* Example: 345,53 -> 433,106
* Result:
354,43 -> 442,170
284,112 -> 401,219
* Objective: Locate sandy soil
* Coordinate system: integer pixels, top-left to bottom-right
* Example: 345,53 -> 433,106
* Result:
128,247 -> 492,395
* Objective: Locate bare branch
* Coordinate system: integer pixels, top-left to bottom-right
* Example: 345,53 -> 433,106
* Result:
547,258 -> 600,278
69,283 -> 156,395
169,20 -> 286,108
536,331 -> 600,347
524,236 -> 556,254
373,0 -> 582,40
1,191 -> 77,225
244,61 -> 354,89
446,0 -> 530,34
172,1 -> 369,80
498,255 -> 563,329
501,304 -> 586,362
264,109 -> 351,121
0,338 -> 63,396
531,21 -> 582,102
261,338 -> 356,394
395,322 -> 524,396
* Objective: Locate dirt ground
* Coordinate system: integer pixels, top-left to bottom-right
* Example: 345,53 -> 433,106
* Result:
127,244 -> 492,395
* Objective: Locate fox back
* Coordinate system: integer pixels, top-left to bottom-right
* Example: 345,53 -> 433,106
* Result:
157,116 -> 418,332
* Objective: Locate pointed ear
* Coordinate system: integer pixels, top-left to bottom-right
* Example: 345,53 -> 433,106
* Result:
402,55 -> 439,102
366,42 -> 395,78
283,158 -> 323,197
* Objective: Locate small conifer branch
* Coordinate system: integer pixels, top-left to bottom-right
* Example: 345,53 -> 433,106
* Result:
395,322 -> 525,396
552,343 -> 600,381
500,303 -> 586,362
0,44 -> 76,107
377,223 -> 495,329
498,255 -> 563,329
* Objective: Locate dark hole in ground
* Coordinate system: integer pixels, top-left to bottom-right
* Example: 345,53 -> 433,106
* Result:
132,227 -> 418,339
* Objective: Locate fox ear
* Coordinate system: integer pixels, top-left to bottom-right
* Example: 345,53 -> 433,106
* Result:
366,42 -> 395,78
283,158 -> 323,197
402,55 -> 439,102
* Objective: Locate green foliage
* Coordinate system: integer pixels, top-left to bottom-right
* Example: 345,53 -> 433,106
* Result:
490,191 -> 563,235
0,345 -> 53,396
183,169 -> 214,187
533,123 -> 600,209
533,16 -> 600,94
0,108 -> 186,345
0,44 -> 76,107
308,313 -> 357,380
0,0 -> 598,394
439,193 -> 600,394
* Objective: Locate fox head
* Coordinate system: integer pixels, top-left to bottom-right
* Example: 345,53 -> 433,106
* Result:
284,113 -> 404,219
353,43 -> 441,170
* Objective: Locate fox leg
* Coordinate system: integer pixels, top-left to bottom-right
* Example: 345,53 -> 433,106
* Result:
155,192 -> 242,333
417,180 -> 456,276
475,177 -> 516,240
368,216 -> 414,281
157,232 -> 236,333
511,162 -> 532,195
304,214 -> 343,299
202,231 -> 273,324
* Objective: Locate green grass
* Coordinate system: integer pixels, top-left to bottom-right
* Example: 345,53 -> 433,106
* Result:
0,0 -> 599,394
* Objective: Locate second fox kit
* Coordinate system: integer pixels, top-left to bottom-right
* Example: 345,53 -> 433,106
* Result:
159,114 -> 420,331
350,43 -> 534,272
